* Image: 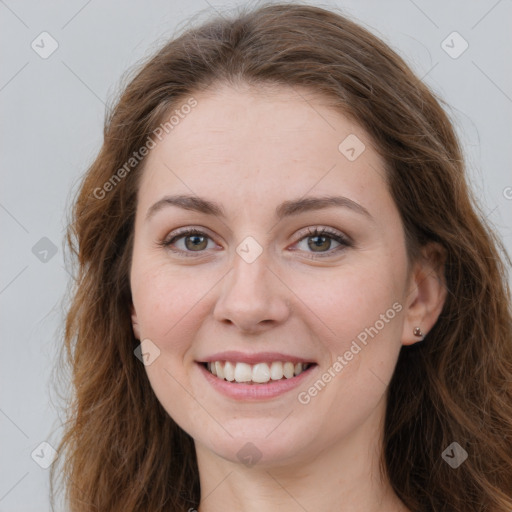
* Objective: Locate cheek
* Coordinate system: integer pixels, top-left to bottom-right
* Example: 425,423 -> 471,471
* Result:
289,259 -> 404,348
293,267 -> 404,414
131,262 -> 215,432
131,259 -> 219,354
290,258 -> 406,415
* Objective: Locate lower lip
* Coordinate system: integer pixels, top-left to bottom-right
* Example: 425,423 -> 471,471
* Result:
198,363 -> 317,401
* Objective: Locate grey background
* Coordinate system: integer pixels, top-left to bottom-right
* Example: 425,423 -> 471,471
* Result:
1,0 -> 511,510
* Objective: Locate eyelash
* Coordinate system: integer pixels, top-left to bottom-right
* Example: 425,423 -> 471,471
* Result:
159,226 -> 352,259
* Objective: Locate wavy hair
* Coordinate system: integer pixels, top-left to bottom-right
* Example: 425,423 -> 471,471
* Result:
51,3 -> 512,511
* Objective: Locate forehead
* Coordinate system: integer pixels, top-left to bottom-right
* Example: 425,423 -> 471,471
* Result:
137,83 -> 390,218
158,82 -> 366,156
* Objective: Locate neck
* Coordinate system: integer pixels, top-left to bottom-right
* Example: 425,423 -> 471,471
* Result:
194,398 -> 409,512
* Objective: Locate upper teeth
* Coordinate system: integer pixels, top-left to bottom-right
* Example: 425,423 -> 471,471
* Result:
206,361 -> 309,383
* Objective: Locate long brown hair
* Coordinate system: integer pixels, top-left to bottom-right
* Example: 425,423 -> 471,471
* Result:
51,3 -> 512,510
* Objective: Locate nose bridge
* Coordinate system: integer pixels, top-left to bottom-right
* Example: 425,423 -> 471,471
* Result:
213,236 -> 290,330
226,239 -> 272,305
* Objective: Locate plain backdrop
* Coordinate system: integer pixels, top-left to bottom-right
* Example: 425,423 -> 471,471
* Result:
1,1 -> 511,510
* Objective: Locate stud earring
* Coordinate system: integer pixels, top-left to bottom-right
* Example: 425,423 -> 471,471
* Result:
413,327 -> 424,338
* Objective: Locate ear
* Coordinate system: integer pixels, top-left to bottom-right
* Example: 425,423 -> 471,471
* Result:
401,242 -> 447,346
130,303 -> 141,340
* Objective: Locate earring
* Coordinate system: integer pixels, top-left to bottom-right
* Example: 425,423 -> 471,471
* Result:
413,327 -> 424,338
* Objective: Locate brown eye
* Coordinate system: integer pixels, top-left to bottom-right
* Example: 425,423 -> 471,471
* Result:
161,228 -> 216,257
294,227 -> 352,258
182,233 -> 208,251
307,234 -> 334,252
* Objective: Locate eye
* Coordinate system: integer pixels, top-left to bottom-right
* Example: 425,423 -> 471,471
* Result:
159,228 -> 217,257
159,226 -> 352,259
292,227 -> 352,258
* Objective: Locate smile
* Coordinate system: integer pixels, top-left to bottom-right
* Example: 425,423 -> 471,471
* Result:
205,361 -> 313,384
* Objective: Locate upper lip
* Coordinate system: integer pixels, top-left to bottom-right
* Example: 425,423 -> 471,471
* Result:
198,351 -> 316,365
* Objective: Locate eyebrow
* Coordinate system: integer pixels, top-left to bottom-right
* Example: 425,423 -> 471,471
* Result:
145,194 -> 373,222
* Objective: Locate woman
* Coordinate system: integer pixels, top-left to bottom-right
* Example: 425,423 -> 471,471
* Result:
51,3 -> 512,511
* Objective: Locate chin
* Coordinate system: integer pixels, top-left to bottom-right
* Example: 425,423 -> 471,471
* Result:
194,421 -> 320,468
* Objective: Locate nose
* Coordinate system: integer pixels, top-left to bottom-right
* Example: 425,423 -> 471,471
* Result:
212,250 -> 291,334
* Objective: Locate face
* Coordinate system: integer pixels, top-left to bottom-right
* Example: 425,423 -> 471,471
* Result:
130,82 -> 415,467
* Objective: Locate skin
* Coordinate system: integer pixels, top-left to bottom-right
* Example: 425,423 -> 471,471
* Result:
130,82 -> 446,512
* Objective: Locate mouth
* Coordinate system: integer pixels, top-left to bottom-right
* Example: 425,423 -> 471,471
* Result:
201,360 -> 317,385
